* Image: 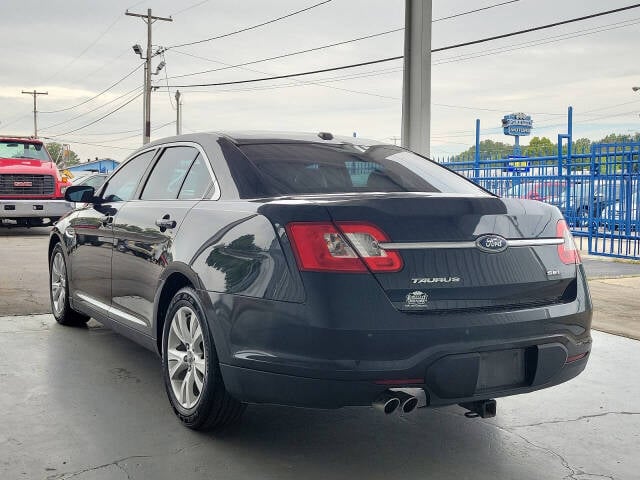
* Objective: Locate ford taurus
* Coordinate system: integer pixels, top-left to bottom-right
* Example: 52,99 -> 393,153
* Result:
50,132 -> 592,430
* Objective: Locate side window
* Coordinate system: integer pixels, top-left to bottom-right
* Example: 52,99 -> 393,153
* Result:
178,154 -> 213,199
102,150 -> 155,202
141,146 -> 199,200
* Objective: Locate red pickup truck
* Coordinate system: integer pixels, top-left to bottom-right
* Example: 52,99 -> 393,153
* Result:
0,136 -> 73,227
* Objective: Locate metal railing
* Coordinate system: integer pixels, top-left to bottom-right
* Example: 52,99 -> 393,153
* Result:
438,142 -> 640,259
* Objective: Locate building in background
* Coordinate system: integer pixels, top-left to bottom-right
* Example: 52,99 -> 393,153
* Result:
66,158 -> 119,175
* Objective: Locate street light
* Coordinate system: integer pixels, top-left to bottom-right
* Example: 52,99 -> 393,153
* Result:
132,44 -> 143,59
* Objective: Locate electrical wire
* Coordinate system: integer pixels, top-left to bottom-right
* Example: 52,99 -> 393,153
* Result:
160,50 -> 401,99
170,0 -> 210,17
433,0 -> 520,22
40,63 -> 143,113
166,0 -> 332,49
47,92 -> 143,138
431,3 -> 640,54
40,85 -> 143,131
166,28 -> 404,80
165,3 -> 640,88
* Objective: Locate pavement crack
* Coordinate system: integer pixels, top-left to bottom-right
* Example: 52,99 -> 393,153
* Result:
509,411 -> 640,429
46,455 -> 152,479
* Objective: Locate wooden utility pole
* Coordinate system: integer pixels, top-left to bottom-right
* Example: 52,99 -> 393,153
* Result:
125,9 -> 172,144
21,90 -> 48,138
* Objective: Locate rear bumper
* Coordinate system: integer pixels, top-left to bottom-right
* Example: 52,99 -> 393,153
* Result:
0,198 -> 73,219
220,350 -> 589,409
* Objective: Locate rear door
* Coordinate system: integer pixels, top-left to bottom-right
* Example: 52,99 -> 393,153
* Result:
110,144 -> 214,331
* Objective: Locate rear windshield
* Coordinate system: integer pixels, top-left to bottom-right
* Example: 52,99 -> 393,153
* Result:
228,142 -> 486,198
0,141 -> 50,162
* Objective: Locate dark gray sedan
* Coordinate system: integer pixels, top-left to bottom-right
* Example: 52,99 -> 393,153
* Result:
49,132 -> 592,430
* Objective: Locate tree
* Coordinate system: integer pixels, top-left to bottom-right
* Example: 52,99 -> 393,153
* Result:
524,136 -> 555,156
45,142 -> 80,167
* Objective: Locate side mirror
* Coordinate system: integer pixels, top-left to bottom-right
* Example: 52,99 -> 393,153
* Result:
65,185 -> 96,203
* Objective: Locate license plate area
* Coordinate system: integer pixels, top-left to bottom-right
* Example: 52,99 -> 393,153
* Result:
476,348 -> 527,392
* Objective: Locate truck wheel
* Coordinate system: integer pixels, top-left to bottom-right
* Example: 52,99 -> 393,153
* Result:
49,243 -> 90,326
161,287 -> 245,431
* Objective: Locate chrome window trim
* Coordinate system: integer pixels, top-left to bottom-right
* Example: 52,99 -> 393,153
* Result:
124,141 -> 220,201
156,141 -> 220,200
76,292 -> 146,327
378,238 -> 564,250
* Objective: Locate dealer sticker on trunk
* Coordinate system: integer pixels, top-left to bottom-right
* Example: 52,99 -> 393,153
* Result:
405,290 -> 428,308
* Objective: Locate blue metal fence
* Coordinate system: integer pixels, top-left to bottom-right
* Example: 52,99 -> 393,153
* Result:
438,142 -> 640,259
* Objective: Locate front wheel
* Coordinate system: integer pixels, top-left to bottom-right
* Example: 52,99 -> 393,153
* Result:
161,287 -> 245,431
49,243 -> 90,326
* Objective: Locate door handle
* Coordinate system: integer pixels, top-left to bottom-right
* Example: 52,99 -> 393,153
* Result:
155,215 -> 177,230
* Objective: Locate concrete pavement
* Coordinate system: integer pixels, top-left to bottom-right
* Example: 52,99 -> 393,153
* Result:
0,315 -> 637,479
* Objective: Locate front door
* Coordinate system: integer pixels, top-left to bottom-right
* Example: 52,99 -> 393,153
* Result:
70,149 -> 156,316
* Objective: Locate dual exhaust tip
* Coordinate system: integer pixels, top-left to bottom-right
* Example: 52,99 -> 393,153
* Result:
373,390 -> 420,415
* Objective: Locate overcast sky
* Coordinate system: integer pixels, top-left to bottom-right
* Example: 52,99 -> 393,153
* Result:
1,0 -> 639,161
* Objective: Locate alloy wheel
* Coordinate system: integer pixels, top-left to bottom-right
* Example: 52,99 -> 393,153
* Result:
166,306 -> 206,409
51,252 -> 66,316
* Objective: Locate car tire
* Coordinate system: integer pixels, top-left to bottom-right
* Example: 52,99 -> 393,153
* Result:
161,287 -> 245,431
49,243 -> 90,326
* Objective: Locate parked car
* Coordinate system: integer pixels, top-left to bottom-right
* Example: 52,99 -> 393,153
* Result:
72,172 -> 108,189
50,132 -> 592,431
601,191 -> 640,231
506,179 -> 621,226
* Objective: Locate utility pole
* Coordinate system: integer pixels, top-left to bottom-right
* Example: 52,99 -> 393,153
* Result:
21,90 -> 48,138
175,90 -> 182,135
125,8 -> 172,144
401,0 -> 432,156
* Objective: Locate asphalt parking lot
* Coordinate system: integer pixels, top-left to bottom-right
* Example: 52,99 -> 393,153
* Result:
1,226 -> 639,479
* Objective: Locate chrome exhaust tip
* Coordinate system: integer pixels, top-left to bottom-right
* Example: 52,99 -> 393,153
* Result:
373,391 -> 401,415
394,390 -> 419,413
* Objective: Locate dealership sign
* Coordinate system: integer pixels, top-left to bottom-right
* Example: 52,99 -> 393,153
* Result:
502,113 -> 533,136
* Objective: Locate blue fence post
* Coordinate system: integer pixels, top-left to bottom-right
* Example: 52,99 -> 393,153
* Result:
588,144 -> 596,254
474,119 -> 480,180
565,106 -> 573,220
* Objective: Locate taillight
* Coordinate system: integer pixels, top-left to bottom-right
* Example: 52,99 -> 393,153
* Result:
556,219 -> 581,265
286,222 -> 403,273
335,222 -> 403,272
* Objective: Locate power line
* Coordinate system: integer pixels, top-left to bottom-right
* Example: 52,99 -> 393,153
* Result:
431,2 -> 640,54
48,92 -> 143,137
167,56 -> 403,88
165,1 -> 523,81
166,28 -> 404,80
433,0 -> 520,22
170,0 -> 210,17
62,120 -> 176,144
167,0 -> 333,49
40,64 -> 143,113
165,3 -> 640,88
40,86 -> 143,131
433,17 -> 640,66
41,137 -> 138,151
162,50 -> 402,99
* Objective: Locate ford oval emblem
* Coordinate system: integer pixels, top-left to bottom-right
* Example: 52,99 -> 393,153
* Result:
476,234 -> 508,253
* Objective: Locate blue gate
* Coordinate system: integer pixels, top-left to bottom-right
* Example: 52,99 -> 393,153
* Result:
438,142 -> 640,260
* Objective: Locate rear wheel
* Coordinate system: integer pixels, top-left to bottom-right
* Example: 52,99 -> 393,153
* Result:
161,287 -> 245,431
49,243 -> 90,326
